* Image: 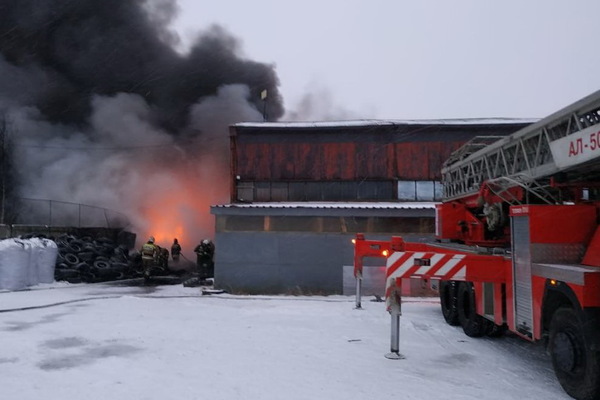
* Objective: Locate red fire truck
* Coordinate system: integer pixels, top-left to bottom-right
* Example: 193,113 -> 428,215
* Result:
354,90 -> 600,400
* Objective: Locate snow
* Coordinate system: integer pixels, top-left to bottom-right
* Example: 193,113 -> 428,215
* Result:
214,201 -> 438,209
234,118 -> 539,129
0,282 -> 572,400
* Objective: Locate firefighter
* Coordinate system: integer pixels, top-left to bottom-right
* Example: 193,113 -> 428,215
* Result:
140,236 -> 159,280
157,246 -> 169,272
171,238 -> 181,263
194,239 -> 215,279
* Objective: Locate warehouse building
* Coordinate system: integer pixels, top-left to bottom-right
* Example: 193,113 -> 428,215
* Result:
211,119 -> 534,294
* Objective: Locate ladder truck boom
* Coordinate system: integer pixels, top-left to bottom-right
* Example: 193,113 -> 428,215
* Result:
443,89 -> 600,203
437,89 -> 600,248
353,90 -> 600,400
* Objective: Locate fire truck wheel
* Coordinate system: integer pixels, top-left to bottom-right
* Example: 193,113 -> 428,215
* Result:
485,322 -> 506,338
549,308 -> 600,400
440,281 -> 459,326
456,281 -> 486,337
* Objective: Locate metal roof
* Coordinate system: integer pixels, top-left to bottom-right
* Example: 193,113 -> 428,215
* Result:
233,118 -> 538,129
210,202 -> 437,217
214,201 -> 436,209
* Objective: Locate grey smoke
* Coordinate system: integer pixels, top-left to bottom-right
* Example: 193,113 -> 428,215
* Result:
0,0 -> 283,250
282,83 -> 363,121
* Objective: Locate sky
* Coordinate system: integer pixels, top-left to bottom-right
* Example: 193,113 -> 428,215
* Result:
2,0 -> 599,254
0,282 -> 574,400
173,0 -> 600,121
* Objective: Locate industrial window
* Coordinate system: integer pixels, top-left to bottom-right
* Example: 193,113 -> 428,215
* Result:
237,180 -> 396,202
236,182 -> 254,202
397,181 -> 442,201
220,216 -> 265,232
321,217 -> 345,232
216,215 -> 435,234
269,216 -> 318,231
342,217 -> 369,233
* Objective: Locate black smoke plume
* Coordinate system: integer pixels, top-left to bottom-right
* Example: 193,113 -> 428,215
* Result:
0,0 -> 283,253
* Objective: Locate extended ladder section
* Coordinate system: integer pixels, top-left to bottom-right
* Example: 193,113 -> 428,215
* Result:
442,90 -> 600,202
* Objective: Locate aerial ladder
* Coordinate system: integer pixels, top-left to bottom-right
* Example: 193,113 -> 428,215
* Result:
354,90 -> 600,400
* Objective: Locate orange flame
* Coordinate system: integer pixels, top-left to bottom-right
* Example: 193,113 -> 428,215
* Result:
135,149 -> 229,261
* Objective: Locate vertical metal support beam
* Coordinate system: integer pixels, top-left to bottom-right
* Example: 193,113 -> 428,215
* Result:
0,119 -> 5,225
229,126 -> 239,204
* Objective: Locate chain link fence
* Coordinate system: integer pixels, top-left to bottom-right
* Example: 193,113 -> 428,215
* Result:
13,198 -> 131,229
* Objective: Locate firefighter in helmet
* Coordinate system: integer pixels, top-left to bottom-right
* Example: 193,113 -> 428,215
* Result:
157,246 -> 170,272
140,236 -> 159,280
194,239 -> 215,279
171,238 -> 182,263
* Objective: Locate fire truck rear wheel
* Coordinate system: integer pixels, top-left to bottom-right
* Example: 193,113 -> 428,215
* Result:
485,322 -> 506,337
549,307 -> 600,400
440,281 -> 459,326
456,281 -> 486,337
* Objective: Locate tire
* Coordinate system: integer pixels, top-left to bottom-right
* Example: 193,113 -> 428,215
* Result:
69,241 -> 83,253
64,253 -> 80,266
56,253 -> 66,264
440,281 -> 459,326
456,281 -> 486,337
96,237 -> 115,247
82,272 -> 98,283
55,268 -> 79,280
93,260 -> 110,270
549,308 -> 600,400
111,262 -> 128,270
74,262 -> 90,273
114,272 -> 125,280
77,251 -> 95,262
486,322 -> 507,338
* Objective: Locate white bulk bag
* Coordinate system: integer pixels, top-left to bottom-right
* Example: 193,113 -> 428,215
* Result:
0,239 -> 31,290
37,238 -> 58,284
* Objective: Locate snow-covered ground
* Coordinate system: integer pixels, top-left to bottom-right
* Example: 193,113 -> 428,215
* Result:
0,282 -> 572,400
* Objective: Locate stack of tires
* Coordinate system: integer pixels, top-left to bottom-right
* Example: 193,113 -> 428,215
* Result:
53,234 -> 137,283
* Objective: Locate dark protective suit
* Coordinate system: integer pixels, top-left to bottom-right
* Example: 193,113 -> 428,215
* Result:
194,241 -> 215,279
171,240 -> 181,262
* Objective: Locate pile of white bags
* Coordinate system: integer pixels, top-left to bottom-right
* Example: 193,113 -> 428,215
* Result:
0,238 -> 58,290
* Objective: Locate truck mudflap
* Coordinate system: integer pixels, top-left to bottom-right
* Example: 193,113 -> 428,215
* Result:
581,307 -> 600,351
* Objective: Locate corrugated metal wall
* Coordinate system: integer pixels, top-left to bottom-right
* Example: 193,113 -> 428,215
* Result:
232,123 -> 529,182
214,121 -> 535,294
213,231 -> 434,295
235,141 -> 460,180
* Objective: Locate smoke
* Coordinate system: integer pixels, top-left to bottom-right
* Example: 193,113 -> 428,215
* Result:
282,83 -> 365,121
0,0 -> 283,255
